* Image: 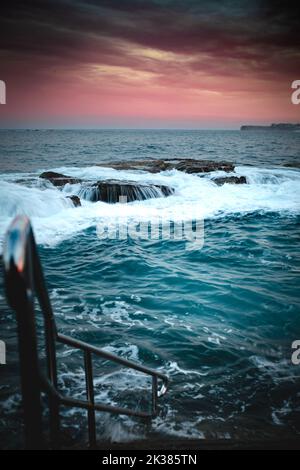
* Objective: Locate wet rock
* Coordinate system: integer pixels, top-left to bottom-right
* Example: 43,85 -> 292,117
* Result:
79,180 -> 174,203
40,171 -> 82,186
67,195 -> 81,207
213,176 -> 247,185
283,162 -> 300,169
96,158 -> 235,174
39,170 -> 174,203
173,159 -> 235,174
96,159 -> 169,173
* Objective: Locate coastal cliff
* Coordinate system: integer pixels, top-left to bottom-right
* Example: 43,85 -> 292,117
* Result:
241,123 -> 300,131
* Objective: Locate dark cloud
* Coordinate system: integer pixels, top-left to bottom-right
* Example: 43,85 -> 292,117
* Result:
0,0 -> 299,80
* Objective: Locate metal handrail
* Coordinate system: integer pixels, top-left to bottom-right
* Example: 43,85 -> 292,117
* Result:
3,215 -> 168,449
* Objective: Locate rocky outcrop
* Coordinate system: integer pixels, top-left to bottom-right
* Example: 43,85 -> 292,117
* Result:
67,195 -> 81,207
40,171 -> 82,186
40,171 -> 174,203
79,180 -> 174,203
39,159 -> 245,206
212,176 -> 247,186
96,158 -> 235,174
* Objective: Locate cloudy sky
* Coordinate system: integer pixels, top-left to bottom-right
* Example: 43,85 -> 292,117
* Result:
0,0 -> 299,128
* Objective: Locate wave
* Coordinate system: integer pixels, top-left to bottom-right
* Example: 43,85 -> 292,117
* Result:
0,165 -> 299,250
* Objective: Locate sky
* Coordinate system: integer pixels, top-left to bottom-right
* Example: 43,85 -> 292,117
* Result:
0,0 -> 300,128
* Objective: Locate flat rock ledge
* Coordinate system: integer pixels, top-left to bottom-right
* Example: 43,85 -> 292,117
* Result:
96,158 -> 235,174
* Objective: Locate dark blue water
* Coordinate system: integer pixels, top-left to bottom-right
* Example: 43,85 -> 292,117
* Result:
0,129 -> 300,172
0,130 -> 300,448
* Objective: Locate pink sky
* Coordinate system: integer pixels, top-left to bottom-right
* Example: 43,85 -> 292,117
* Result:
0,1 -> 299,128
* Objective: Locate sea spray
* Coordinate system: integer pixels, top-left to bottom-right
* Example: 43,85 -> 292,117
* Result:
1,165 -> 300,252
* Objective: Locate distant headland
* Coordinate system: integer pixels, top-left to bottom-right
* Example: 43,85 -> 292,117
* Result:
240,123 -> 300,131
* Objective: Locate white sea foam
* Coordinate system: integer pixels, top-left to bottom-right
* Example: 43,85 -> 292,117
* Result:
0,165 -> 299,251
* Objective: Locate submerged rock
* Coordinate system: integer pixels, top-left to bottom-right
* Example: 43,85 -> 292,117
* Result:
67,195 -> 81,207
283,162 -> 300,169
79,180 -> 174,203
96,158 -> 235,174
96,159 -> 170,173
40,171 -> 82,186
212,176 -> 247,185
14,178 -> 37,186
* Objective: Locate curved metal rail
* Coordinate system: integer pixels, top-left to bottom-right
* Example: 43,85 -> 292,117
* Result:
3,215 -> 169,449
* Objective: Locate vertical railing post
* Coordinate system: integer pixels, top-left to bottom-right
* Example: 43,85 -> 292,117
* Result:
152,375 -> 158,416
4,238 -> 45,449
32,246 -> 60,448
48,396 -> 60,449
84,351 -> 96,448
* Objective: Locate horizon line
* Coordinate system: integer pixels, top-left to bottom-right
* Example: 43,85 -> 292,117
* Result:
0,127 -> 241,131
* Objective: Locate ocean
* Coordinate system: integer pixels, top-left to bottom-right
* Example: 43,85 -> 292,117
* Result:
0,129 -> 300,448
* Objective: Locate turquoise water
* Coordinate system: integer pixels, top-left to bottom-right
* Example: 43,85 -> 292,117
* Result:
0,130 -> 300,447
